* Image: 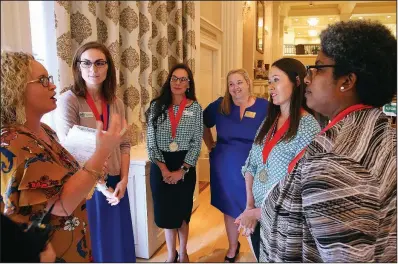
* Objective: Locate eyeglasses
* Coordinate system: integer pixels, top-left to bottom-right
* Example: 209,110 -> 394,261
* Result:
170,76 -> 190,83
305,65 -> 336,80
26,75 -> 54,87
78,60 -> 108,68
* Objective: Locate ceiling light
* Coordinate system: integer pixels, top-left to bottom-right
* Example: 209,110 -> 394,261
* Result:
307,17 -> 319,26
298,32 -> 301,35
329,17 -> 333,20
387,15 -> 391,19
359,16 -> 363,19
308,29 -> 318,37
295,18 -> 299,22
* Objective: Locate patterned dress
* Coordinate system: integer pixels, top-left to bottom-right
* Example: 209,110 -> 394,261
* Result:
259,108 -> 397,262
0,124 -> 91,262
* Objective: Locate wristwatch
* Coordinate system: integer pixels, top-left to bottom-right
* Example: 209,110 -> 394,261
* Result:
180,165 -> 190,181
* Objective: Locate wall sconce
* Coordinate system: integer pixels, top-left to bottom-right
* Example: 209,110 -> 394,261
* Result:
243,1 -> 251,23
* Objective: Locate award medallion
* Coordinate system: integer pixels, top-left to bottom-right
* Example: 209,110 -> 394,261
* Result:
169,141 -> 179,152
259,169 -> 267,183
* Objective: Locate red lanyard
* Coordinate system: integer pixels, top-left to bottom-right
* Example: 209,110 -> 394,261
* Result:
287,104 -> 373,173
262,115 -> 290,164
262,108 -> 305,164
168,97 -> 187,139
85,92 -> 108,130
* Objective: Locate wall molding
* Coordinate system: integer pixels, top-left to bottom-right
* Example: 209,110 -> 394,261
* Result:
200,16 -> 222,99
200,17 -> 223,43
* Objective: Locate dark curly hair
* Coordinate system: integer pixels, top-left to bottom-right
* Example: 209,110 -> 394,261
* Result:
320,20 -> 397,107
146,63 -> 196,129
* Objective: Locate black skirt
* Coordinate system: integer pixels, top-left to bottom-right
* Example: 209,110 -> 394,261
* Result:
150,150 -> 196,229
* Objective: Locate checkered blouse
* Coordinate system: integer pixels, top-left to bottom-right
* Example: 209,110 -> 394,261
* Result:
241,114 -> 321,207
146,100 -> 203,166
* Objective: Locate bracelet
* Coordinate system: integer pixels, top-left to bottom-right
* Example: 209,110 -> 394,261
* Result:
82,164 -> 105,183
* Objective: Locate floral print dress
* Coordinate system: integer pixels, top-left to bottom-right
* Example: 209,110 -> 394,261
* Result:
0,123 -> 91,262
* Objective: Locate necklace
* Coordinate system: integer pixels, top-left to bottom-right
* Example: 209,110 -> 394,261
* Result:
27,125 -> 52,147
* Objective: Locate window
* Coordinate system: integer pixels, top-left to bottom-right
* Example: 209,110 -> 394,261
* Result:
29,1 -> 59,130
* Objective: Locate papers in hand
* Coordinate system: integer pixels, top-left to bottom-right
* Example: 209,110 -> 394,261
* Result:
62,125 -> 97,166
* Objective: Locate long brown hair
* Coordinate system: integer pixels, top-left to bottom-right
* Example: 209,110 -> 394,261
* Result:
219,68 -> 252,115
71,41 -> 117,103
254,58 -> 312,144
146,63 -> 197,129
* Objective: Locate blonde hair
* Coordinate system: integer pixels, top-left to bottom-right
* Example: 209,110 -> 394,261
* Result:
1,51 -> 34,126
219,68 -> 252,115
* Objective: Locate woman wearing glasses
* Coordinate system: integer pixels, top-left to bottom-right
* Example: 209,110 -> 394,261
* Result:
235,58 -> 320,261
259,20 -> 396,262
55,42 -> 136,262
146,63 -> 203,263
202,68 -> 269,262
0,51 -> 124,262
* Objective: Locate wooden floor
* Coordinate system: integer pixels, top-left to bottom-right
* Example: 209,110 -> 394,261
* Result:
137,185 -> 256,263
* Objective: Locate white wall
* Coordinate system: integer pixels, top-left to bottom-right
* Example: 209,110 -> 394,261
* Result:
283,31 -> 295,44
294,37 -> 320,45
385,23 -> 397,37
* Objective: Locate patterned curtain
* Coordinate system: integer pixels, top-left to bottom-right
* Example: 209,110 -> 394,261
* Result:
54,1 -> 196,145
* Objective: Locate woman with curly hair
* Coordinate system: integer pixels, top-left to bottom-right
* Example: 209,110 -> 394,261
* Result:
0,51 -> 125,262
259,20 -> 397,262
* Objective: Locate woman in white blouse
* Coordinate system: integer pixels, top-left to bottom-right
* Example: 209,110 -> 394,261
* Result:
146,63 -> 203,263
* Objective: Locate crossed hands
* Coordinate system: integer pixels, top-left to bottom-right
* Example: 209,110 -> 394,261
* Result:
98,160 -> 127,206
235,207 -> 261,237
161,167 -> 184,184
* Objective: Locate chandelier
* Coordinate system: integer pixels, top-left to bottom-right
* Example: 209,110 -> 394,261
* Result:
307,17 -> 319,27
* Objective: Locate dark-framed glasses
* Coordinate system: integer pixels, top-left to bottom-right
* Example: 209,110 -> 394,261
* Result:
305,65 -> 336,79
78,60 -> 108,68
170,76 -> 190,83
27,75 -> 54,87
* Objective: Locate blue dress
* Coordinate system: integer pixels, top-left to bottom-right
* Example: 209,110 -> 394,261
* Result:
85,109 -> 136,263
203,97 -> 269,218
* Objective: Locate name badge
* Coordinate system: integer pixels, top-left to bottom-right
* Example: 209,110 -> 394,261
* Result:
244,111 -> 256,118
183,110 -> 194,116
79,112 -> 94,118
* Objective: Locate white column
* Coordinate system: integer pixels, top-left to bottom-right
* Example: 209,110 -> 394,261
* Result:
221,1 -> 244,86
340,13 -> 351,22
271,1 -> 281,63
1,1 -> 32,53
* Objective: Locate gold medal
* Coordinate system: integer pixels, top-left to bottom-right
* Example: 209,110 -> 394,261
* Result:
169,141 -> 179,152
258,169 -> 267,183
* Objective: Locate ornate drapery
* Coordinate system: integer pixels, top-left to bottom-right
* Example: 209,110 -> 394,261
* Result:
54,1 -> 196,145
